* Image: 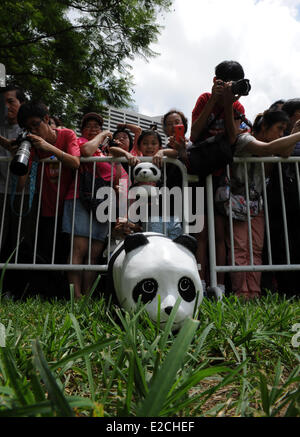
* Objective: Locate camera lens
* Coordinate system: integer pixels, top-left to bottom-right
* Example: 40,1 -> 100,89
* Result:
10,138 -> 32,176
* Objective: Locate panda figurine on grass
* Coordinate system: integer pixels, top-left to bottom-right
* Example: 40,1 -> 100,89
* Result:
107,232 -> 203,330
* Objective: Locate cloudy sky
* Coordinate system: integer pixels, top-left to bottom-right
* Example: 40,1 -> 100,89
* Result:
131,0 -> 300,135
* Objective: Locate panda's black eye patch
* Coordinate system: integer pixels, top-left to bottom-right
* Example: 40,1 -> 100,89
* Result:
178,277 -> 196,302
133,278 -> 158,304
150,166 -> 158,176
134,167 -> 142,176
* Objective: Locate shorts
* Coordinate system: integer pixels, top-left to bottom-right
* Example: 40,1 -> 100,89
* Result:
142,216 -> 183,240
62,198 -> 109,242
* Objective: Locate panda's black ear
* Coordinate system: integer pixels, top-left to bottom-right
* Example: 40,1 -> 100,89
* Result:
124,233 -> 149,254
174,234 -> 197,256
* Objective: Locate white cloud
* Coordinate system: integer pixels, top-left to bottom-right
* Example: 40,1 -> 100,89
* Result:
130,0 -> 300,135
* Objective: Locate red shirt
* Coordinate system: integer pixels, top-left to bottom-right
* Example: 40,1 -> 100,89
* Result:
77,136 -> 116,182
191,92 -> 245,142
35,128 -> 80,217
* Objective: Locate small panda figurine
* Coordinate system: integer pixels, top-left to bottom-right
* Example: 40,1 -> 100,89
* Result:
107,232 -> 203,330
132,162 -> 161,197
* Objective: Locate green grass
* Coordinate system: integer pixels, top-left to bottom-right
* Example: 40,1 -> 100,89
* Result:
0,287 -> 299,417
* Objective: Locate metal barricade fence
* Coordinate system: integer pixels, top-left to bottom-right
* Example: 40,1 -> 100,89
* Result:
0,155 -> 190,273
207,156 -> 300,289
2,153 -> 300,292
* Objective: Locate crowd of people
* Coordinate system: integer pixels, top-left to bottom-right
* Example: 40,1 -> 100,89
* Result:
1,59 -> 300,301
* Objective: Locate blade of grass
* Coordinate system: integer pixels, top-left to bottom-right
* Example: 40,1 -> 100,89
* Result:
156,294 -> 161,337
0,347 -> 34,406
137,317 -> 199,417
79,274 -> 101,313
158,297 -> 182,351
0,323 -> 6,347
165,365 -> 230,408
124,351 -> 135,415
32,340 -> 74,417
192,289 -> 202,319
193,322 -> 214,355
0,247 -> 17,302
69,284 -> 75,313
50,336 -> 117,371
226,337 -> 241,363
0,396 -> 94,417
69,313 -> 95,402
259,371 -> 270,416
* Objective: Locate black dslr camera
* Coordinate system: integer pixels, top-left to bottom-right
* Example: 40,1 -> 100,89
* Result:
231,78 -> 251,96
10,130 -> 32,176
108,138 -> 119,147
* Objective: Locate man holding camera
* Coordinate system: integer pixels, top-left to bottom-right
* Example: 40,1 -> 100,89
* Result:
190,60 -> 248,297
0,85 -> 25,260
191,60 -> 247,142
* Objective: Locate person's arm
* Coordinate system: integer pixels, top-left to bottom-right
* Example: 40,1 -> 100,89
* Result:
191,85 -> 224,142
167,136 -> 189,165
0,135 -> 12,151
243,131 -> 300,157
152,148 -> 179,167
117,123 -> 142,149
80,130 -> 112,157
223,82 -> 238,145
27,133 -> 80,168
109,146 -> 140,166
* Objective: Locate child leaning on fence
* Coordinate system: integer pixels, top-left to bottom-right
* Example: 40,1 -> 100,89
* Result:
223,109 -> 300,300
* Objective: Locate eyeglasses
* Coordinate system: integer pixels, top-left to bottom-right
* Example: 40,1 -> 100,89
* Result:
84,123 -> 101,130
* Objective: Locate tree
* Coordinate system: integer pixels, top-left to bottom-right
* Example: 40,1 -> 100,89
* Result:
0,0 -> 172,127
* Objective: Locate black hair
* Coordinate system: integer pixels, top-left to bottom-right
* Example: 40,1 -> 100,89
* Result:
137,129 -> 162,149
162,109 -> 188,134
17,101 -> 49,128
113,127 -> 133,151
269,99 -> 285,111
281,99 -> 300,117
215,60 -> 245,82
252,109 -> 289,135
0,84 -> 26,104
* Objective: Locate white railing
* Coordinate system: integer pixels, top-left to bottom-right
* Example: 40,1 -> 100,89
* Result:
0,156 -> 190,271
2,154 -> 300,294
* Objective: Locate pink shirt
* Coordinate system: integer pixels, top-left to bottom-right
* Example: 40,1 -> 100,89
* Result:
67,136 -> 117,199
35,128 -> 80,217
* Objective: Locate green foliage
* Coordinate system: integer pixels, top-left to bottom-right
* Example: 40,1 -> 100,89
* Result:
0,0 -> 173,127
0,291 -> 299,417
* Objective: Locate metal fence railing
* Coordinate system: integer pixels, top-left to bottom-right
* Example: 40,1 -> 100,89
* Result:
1,154 -> 300,294
0,156 -> 190,272
207,156 -> 300,289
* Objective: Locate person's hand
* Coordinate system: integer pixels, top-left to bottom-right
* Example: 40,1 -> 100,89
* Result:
211,79 -> 224,102
2,137 -> 19,154
237,127 -> 249,135
27,133 -> 49,150
291,119 -> 300,134
168,135 -> 187,152
126,152 -> 140,166
113,217 -> 142,238
101,130 -> 113,142
152,149 -> 164,167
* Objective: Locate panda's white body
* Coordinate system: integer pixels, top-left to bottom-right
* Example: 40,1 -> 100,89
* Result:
108,232 -> 203,330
